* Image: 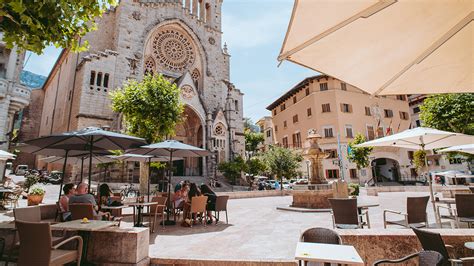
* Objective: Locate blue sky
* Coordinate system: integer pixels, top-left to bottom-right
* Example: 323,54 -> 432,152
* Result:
23,0 -> 315,122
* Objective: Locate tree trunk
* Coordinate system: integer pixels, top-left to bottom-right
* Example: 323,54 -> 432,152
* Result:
139,162 -> 149,195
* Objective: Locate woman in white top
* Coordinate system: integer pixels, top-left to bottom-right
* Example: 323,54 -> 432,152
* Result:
59,183 -> 76,221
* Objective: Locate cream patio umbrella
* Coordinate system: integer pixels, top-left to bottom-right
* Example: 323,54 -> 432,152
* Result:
438,144 -> 474,155
356,127 -> 474,227
278,0 -> 474,95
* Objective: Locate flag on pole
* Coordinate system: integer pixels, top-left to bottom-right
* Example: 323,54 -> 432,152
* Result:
386,119 -> 393,135
397,121 -> 401,133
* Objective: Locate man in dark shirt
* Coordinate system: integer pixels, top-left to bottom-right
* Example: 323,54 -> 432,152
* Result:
69,183 -> 98,215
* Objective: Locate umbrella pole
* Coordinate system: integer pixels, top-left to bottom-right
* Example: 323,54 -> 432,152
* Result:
80,157 -> 84,182
58,150 -> 69,202
88,137 -> 93,194
147,157 -> 151,202
163,150 -> 175,226
422,143 -> 441,227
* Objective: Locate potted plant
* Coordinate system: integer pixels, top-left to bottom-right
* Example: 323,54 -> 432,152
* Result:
27,187 -> 45,206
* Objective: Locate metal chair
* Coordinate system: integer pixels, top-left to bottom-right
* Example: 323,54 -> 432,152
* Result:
15,220 -> 83,266
412,227 -> 474,266
373,250 -> 444,266
69,204 -> 95,220
214,195 -> 229,224
383,196 -> 429,228
329,198 -> 370,229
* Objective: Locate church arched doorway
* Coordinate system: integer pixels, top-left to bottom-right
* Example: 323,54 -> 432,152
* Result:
174,105 -> 204,176
371,158 -> 400,183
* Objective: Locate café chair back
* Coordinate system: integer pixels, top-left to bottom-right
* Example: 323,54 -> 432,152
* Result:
145,196 -> 167,233
329,198 -> 369,229
14,206 -> 41,222
373,250 -> 443,266
215,195 -> 229,224
300,227 -> 342,244
383,196 -> 429,228
455,194 -> 474,228
15,220 -> 83,266
189,196 -> 208,226
70,204 -> 94,220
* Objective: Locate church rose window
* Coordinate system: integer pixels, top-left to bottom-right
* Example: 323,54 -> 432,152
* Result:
152,29 -> 196,72
214,124 -> 225,136
191,68 -> 200,83
144,57 -> 155,75
181,85 -> 195,99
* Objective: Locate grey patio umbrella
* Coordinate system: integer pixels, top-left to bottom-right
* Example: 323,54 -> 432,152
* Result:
356,127 -> 474,227
130,140 -> 210,225
40,154 -> 116,182
110,153 -> 183,200
21,127 -> 146,196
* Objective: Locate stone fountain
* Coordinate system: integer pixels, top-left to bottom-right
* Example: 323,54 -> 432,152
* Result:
302,129 -> 330,184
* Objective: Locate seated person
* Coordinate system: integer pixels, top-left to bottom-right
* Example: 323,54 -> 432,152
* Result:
69,183 -> 112,220
200,184 -> 216,224
98,183 -> 113,207
173,183 -> 188,208
59,183 -> 76,221
182,183 -> 201,226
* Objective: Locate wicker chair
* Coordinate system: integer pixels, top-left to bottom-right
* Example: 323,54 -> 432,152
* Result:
214,195 -> 229,224
69,204 -> 95,220
329,198 -> 370,229
142,196 -> 167,233
438,194 -> 474,228
383,196 -> 429,228
300,228 -> 341,266
15,220 -> 83,266
14,206 -> 41,222
412,227 -> 474,266
187,196 -> 208,227
373,250 -> 443,266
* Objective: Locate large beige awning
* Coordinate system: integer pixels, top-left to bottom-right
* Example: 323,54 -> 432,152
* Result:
278,0 -> 474,95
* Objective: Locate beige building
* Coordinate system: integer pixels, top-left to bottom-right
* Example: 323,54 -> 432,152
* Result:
35,0 -> 244,178
0,32 -> 31,174
256,116 -> 275,151
267,75 -> 415,184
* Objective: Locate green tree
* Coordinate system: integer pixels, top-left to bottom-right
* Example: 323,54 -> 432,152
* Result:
1,0 -> 117,54
263,146 -> 302,191
413,150 -> 426,171
110,74 -> 184,143
420,93 -> 474,135
347,133 -> 373,169
245,131 -> 264,156
246,157 -> 267,177
218,156 -> 248,186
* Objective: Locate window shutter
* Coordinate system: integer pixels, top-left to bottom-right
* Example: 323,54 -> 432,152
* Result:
340,103 -> 344,112
349,104 -> 353,113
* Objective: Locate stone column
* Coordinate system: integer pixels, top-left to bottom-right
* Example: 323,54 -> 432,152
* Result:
192,0 -> 198,16
184,0 -> 191,11
199,0 -> 205,21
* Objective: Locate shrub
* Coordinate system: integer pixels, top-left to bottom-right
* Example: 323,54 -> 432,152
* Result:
349,183 -> 360,196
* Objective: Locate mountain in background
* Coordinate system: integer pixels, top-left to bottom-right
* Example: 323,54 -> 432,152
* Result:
20,70 -> 46,89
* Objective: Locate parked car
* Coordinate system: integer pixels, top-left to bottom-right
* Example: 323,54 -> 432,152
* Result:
282,181 -> 290,190
15,165 -> 28,175
266,180 -> 276,190
47,171 -> 63,184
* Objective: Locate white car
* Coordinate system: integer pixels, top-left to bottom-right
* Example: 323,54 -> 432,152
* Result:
282,181 -> 290,190
15,165 -> 28,175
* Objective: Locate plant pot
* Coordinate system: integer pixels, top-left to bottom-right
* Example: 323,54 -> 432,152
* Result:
27,194 -> 44,206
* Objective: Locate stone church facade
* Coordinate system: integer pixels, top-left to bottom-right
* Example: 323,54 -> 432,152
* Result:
37,0 -> 244,177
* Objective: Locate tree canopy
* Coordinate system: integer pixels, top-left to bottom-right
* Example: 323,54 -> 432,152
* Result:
263,146 -> 302,189
245,131 -> 264,155
419,93 -> 474,135
0,0 -> 117,54
218,156 -> 248,185
347,133 -> 373,170
110,74 -> 184,143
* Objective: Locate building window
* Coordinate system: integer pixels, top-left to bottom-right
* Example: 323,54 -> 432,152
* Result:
281,104 -> 286,111
97,72 -> 103,86
103,73 -> 109,88
349,169 -> 357,179
293,96 -> 297,104
341,103 -> 352,113
449,158 -> 462,164
320,83 -> 328,91
305,87 -> 310,96
367,125 -> 375,140
326,149 -> 338,158
284,121 -> 287,128
266,130 -> 271,138
322,103 -> 331,113
307,108 -> 312,117
275,125 -> 278,132
341,82 -> 347,91
293,115 -> 299,123
323,127 -> 334,138
415,120 -> 421,127
273,109 -> 277,116
282,137 -> 288,148
292,133 -> 302,148
365,107 -> 371,116
408,151 -> 414,160
235,100 -> 239,111
326,169 -> 339,179
384,109 -> 393,118
90,71 -> 96,85
413,107 -> 420,114
377,127 -> 384,138
345,125 -> 353,138
399,111 -> 409,120
396,95 -> 406,101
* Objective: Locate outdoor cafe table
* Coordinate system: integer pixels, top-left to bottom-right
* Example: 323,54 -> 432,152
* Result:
127,202 -> 158,227
295,242 -> 364,265
51,220 -> 116,265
